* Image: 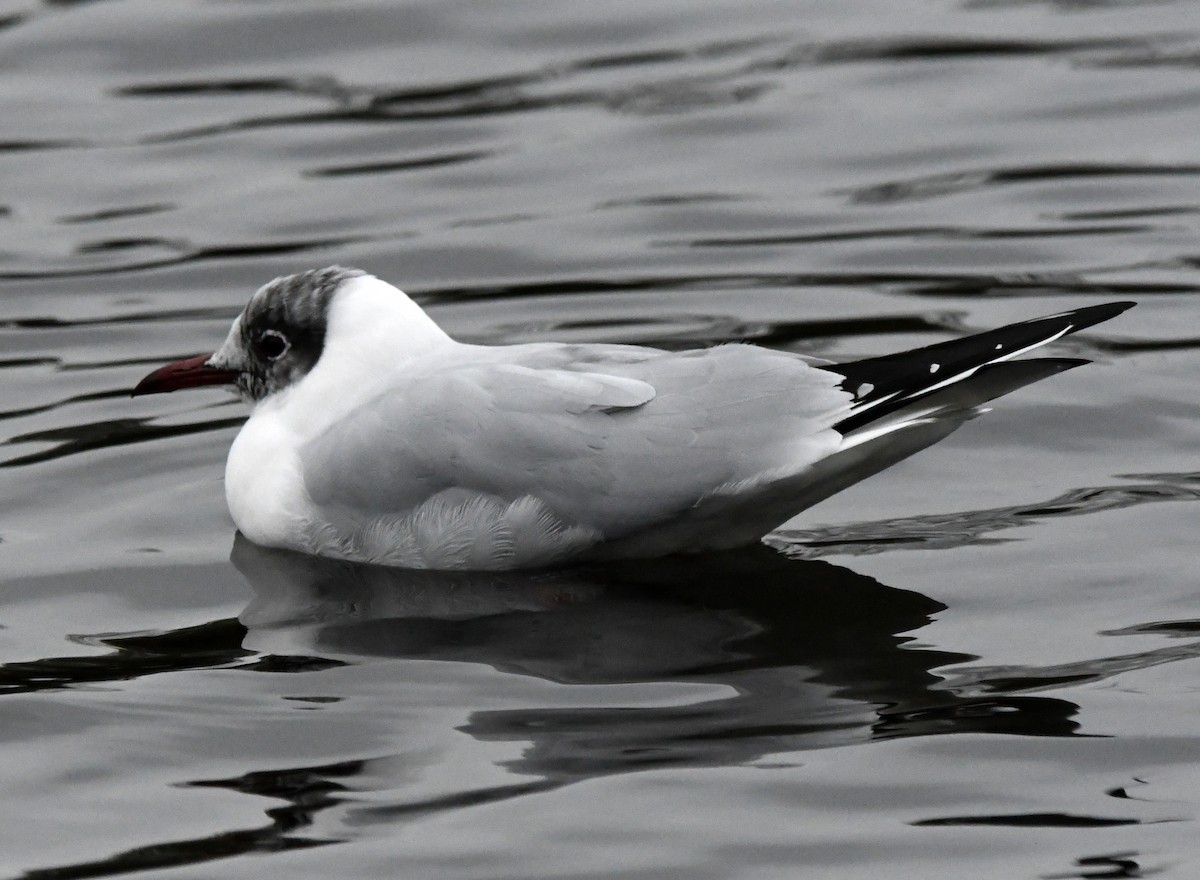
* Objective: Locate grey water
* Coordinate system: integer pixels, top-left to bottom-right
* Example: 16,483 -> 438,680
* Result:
2,0 -> 1199,877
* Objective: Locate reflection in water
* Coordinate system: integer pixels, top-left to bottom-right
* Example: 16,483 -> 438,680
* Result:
235,536 -> 1083,785
2,539 -> 1119,877
5,526 -> 1178,878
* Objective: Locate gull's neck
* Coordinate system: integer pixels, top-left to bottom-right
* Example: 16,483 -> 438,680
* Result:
263,274 -> 455,427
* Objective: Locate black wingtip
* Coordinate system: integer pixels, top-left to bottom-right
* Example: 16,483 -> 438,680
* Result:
1045,300 -> 1136,335
827,302 -> 1131,435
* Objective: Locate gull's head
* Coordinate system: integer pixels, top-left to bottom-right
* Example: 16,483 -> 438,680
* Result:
133,265 -> 446,404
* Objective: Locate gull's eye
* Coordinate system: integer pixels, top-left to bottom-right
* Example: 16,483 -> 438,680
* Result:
257,330 -> 289,361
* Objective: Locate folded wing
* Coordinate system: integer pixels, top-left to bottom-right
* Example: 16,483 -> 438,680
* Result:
300,342 -> 852,544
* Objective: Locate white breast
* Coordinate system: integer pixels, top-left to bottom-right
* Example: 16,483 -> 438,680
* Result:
224,402 -> 314,551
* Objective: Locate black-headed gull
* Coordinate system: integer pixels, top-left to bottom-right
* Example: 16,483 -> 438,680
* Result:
134,267 -> 1131,570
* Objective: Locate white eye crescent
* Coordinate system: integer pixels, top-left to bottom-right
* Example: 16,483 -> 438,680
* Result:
258,330 -> 289,361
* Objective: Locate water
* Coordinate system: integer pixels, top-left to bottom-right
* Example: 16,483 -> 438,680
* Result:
2,0 -> 1198,877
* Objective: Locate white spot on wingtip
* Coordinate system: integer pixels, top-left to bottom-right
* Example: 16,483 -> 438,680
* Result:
929,363 -> 939,373
995,343 -> 1003,350
856,382 -> 874,398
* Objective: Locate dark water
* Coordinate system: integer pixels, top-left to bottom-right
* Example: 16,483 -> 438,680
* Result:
2,1 -> 1199,877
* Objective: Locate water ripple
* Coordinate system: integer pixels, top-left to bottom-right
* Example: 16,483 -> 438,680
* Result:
116,36 -> 775,144
943,637 -> 1200,697
1,414 -> 245,468
772,477 -> 1200,558
1,307 -> 236,329
842,163 -> 1200,205
678,223 -> 1154,249
0,236 -> 360,280
0,388 -> 123,424
0,138 -> 89,153
58,203 -> 174,225
418,270 -> 1195,306
913,812 -> 1146,828
0,619 -> 250,696
306,149 -> 493,178
22,758 -> 355,879
750,34 -> 1136,70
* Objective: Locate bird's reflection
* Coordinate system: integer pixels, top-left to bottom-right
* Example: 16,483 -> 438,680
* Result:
233,536 -> 1081,781
30,539 -> 1088,876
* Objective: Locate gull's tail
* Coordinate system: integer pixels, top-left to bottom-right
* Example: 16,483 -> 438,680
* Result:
829,301 -> 1135,441
759,302 -> 1136,521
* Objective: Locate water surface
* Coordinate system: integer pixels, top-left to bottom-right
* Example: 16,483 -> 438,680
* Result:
2,1 -> 1199,878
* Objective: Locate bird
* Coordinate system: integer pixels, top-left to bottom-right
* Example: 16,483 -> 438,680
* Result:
133,266 -> 1132,571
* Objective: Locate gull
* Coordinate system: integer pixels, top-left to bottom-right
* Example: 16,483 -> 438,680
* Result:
134,267 -> 1131,570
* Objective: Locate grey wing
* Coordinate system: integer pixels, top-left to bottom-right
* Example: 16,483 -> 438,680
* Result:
301,356 -> 651,511
299,343 -> 852,540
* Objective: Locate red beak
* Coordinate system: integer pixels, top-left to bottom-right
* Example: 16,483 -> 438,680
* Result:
132,354 -> 240,396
